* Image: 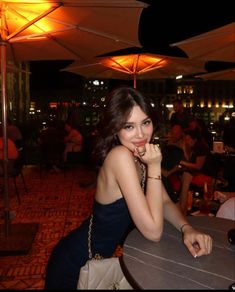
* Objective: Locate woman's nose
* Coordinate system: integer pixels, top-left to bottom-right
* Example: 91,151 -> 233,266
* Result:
136,127 -> 144,138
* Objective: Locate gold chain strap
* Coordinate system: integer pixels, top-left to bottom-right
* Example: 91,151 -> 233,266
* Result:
139,160 -> 146,191
88,214 -> 93,259
88,214 -> 103,260
88,160 -> 145,260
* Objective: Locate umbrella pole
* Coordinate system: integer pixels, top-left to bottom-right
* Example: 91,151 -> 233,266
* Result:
0,42 -> 39,256
133,74 -> 137,89
1,41 -> 10,237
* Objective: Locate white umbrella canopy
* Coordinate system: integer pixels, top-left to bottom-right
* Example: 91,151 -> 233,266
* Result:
3,0 -> 147,62
62,53 -> 206,88
195,68 -> 235,80
0,0 -> 147,253
171,22 -> 235,63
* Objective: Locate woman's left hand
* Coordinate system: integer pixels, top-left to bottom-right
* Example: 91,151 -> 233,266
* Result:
134,143 -> 162,165
182,225 -> 213,258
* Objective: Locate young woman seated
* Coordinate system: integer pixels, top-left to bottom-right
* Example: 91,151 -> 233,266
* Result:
45,87 -> 213,290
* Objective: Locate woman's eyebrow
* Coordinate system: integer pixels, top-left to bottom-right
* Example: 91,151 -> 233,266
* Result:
125,117 -> 150,124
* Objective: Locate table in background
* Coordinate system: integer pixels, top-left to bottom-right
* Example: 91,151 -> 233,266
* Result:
123,216 -> 235,290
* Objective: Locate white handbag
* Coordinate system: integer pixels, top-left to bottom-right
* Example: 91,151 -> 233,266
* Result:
77,215 -> 133,290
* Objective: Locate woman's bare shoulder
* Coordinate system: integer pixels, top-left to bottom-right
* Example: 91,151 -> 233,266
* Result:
106,145 -> 133,162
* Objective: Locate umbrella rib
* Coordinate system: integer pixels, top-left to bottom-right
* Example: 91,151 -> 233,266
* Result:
104,57 -> 133,74
137,58 -> 165,74
7,3 -> 62,41
63,1 -> 148,8
76,25 -> 140,47
9,27 -> 73,42
172,29 -> 235,47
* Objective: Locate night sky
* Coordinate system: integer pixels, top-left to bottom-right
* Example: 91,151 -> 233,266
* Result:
29,1 -> 235,96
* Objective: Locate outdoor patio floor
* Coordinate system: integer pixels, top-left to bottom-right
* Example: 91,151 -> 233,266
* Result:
0,164 -> 98,290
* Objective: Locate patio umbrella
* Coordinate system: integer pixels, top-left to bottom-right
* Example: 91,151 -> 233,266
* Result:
170,22 -> 235,62
195,68 -> 235,80
0,0 -> 147,254
62,53 -> 206,88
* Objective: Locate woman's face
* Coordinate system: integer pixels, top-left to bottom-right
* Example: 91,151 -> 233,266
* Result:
184,134 -> 196,147
117,105 -> 153,153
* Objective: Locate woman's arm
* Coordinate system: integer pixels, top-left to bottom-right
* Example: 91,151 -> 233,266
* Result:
110,144 -> 164,242
162,186 -> 213,257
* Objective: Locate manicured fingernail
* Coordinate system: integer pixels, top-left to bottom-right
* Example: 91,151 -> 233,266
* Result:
194,254 -> 198,258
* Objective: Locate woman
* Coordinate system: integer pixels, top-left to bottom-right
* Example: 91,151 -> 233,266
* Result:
45,86 -> 212,290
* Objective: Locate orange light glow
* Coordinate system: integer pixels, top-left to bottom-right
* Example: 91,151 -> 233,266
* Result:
101,54 -> 167,76
0,1 -> 63,42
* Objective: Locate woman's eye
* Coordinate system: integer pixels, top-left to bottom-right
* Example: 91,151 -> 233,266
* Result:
143,119 -> 151,126
123,124 -> 133,130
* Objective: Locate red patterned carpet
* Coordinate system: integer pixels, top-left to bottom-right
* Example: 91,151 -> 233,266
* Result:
0,164 -> 97,290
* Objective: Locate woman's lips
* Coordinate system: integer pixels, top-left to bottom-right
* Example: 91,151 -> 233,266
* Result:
133,140 -> 147,147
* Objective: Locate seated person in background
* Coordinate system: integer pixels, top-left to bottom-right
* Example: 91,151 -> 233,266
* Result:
221,117 -> 235,191
222,116 -> 235,153
161,145 -> 184,203
170,99 -> 192,129
187,118 -> 213,150
63,120 -> 83,162
164,124 -> 184,148
161,124 -> 185,202
7,118 -> 24,150
0,134 -> 19,175
177,129 -> 215,215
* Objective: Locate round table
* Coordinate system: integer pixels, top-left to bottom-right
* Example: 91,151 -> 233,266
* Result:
123,216 -> 235,290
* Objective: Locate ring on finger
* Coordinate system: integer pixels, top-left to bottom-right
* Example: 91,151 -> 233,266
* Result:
154,144 -> 160,151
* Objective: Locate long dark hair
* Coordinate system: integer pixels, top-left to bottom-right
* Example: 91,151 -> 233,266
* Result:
92,86 -> 156,166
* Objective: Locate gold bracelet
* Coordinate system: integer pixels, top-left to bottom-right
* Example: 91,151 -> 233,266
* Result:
147,175 -> 161,180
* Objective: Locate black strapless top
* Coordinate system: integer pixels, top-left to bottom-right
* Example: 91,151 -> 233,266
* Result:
91,197 -> 133,257
44,197 -> 134,289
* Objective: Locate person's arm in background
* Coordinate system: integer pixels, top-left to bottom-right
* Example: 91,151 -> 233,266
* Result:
179,155 -> 206,171
162,164 -> 183,177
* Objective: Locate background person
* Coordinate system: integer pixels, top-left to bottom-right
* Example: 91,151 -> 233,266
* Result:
45,86 -> 212,290
7,118 -> 23,150
221,117 -> 235,191
170,99 -> 192,129
63,120 -> 83,163
175,129 -> 214,215
0,126 -> 19,175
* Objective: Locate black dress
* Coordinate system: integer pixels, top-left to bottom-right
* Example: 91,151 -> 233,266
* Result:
44,197 -> 133,290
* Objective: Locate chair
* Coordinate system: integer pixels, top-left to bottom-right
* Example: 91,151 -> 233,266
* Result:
0,154 -> 28,204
